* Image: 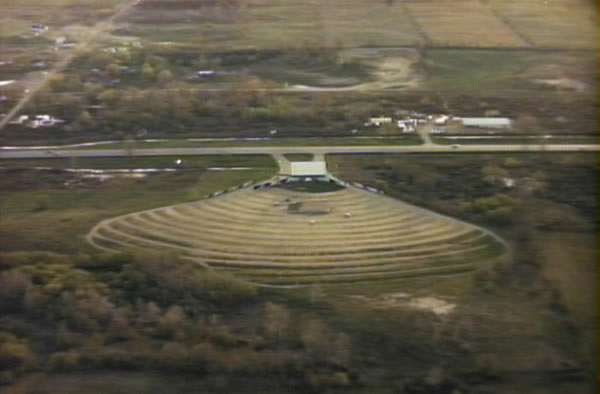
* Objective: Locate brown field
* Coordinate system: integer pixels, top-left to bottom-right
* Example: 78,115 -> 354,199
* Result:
487,0 -> 596,49
241,0 -> 421,48
3,0 -> 595,55
405,0 -> 526,47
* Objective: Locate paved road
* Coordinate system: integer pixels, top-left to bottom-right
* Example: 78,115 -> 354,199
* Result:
0,144 -> 598,159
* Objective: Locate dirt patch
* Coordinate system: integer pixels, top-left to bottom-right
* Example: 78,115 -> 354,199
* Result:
289,48 -> 422,91
348,293 -> 456,316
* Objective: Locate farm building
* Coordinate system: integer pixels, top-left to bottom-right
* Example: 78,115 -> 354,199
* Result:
30,24 -> 48,33
280,161 -> 328,177
365,117 -> 393,127
458,117 -> 512,129
197,70 -> 217,78
397,119 -> 417,132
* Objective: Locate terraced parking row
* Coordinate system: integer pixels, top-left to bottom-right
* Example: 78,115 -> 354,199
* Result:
87,183 -> 508,287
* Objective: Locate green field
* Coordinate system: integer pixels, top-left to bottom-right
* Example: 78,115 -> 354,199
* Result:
432,136 -> 599,145
282,153 -> 314,161
426,48 -> 596,93
0,166 -> 275,252
0,154 -> 277,169
538,232 -> 598,371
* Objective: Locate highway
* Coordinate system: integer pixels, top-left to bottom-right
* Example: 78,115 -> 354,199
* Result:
0,144 -> 598,159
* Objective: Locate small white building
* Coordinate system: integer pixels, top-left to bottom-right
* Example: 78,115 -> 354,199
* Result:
280,161 -> 327,177
197,70 -> 216,78
10,114 -> 64,128
365,117 -> 393,127
434,115 -> 450,125
396,119 -> 416,132
30,24 -> 48,33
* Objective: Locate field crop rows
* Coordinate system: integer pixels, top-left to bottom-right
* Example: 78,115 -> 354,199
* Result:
87,184 -> 508,287
116,0 -> 595,50
485,0 -> 596,49
123,0 -> 420,48
405,0 -> 525,47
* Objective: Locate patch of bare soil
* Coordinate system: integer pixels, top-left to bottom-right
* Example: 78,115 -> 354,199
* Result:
348,293 -> 456,315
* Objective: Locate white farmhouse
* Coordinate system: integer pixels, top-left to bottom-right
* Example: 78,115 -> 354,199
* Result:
365,117 -> 393,127
396,119 -> 416,133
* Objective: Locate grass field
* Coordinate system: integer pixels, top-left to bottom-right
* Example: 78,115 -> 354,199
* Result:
6,0 -> 585,50
431,136 -> 599,145
487,0 -> 596,49
426,48 -> 596,94
0,166 -> 275,252
117,0 -> 596,50
282,153 -> 313,161
122,0 -> 421,49
0,154 -> 277,169
537,232 -> 597,370
9,136 -> 424,150
406,0 -> 525,47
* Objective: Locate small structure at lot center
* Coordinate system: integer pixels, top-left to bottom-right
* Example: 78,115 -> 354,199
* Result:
280,161 -> 328,177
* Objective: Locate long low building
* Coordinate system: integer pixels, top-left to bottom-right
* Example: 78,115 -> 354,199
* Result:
458,117 -> 512,128
280,161 -> 328,177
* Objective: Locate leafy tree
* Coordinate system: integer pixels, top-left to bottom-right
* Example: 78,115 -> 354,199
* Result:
141,63 -> 155,81
0,338 -> 34,371
157,305 -> 186,339
157,69 -> 174,86
106,63 -> 121,78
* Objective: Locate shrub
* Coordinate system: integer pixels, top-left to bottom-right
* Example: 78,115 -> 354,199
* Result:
48,351 -> 81,372
0,270 -> 31,311
308,372 -> 351,388
131,252 -> 257,304
0,341 -> 34,370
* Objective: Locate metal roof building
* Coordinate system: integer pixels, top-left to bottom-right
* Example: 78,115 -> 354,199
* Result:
459,117 -> 512,128
280,161 -> 328,176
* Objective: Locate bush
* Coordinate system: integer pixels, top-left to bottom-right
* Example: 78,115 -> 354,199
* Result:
131,252 -> 257,305
48,351 -> 81,372
0,252 -> 72,269
0,341 -> 34,370
0,270 -> 31,311
308,372 -> 351,388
